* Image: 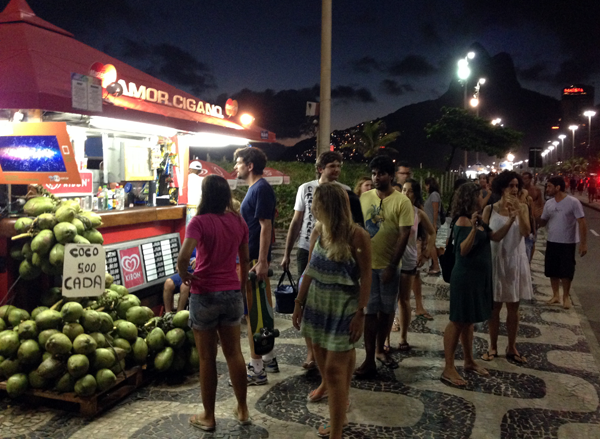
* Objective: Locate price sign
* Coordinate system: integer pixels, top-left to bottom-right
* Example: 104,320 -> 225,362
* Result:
105,249 -> 122,285
62,244 -> 105,297
141,237 -> 179,281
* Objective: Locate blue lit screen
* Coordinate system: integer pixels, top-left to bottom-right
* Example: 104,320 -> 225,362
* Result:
0,136 -> 67,172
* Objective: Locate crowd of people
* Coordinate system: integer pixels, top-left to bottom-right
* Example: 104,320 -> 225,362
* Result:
172,149 -> 588,438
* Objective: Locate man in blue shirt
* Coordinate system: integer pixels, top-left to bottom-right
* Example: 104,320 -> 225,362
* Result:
234,147 -> 278,385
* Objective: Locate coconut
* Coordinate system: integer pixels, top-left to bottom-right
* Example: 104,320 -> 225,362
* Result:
31,230 -> 56,256
165,328 -> 186,349
37,357 -> 65,379
28,370 -> 48,389
71,218 -> 85,235
105,273 -> 114,288
82,229 -> 104,244
112,338 -> 131,354
35,309 -> 63,330
53,222 -> 77,245
45,333 -> 72,355
91,348 -> 115,370
110,284 -> 129,297
96,369 -> 117,392
74,374 -> 97,396
72,235 -> 90,244
80,310 -> 102,332
170,349 -> 186,372
38,329 -> 60,348
0,330 -> 20,357
62,323 -> 85,341
141,306 -> 155,321
19,259 -> 41,280
154,347 -> 174,371
41,259 -> 63,276
0,319 -> 4,332
89,332 -> 106,348
61,302 -> 83,323
31,307 -> 49,320
21,241 -> 33,261
132,337 -> 149,365
10,244 -> 25,261
0,358 -> 20,378
23,197 -> 55,216
73,334 -> 97,355
117,295 -> 141,319
116,321 -> 138,342
49,243 -> 65,266
17,320 -> 38,340
6,373 -> 28,398
110,346 -> 127,362
14,216 -> 35,233
8,308 -> 30,328
172,310 -> 190,329
97,312 -> 114,333
18,339 -> 42,365
37,213 -> 57,230
146,327 -> 166,352
109,358 -> 126,375
54,205 -> 76,223
67,354 -> 89,378
80,211 -> 103,228
55,372 -> 75,393
0,305 -> 17,321
126,306 -> 149,326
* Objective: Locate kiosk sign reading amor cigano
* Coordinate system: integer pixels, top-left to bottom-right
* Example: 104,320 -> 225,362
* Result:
89,62 -> 224,118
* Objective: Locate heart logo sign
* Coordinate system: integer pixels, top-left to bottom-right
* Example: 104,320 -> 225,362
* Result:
122,255 -> 140,272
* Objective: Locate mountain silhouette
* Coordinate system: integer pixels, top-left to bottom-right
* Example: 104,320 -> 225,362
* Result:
287,44 -> 561,169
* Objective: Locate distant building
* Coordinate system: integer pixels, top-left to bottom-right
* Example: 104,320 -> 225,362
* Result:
561,84 -> 595,127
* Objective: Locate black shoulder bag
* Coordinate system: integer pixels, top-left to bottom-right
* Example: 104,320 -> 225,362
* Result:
439,217 -> 459,283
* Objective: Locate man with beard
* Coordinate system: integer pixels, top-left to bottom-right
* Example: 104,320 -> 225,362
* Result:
522,171 -> 544,262
356,156 -> 413,377
234,147 -> 278,385
537,176 -> 587,309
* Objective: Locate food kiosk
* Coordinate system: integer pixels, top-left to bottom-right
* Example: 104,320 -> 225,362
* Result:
0,0 -> 276,308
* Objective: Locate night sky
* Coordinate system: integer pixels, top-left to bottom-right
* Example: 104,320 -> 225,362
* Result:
9,0 -> 600,144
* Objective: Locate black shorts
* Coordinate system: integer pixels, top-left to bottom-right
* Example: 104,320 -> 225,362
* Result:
401,267 -> 417,275
544,241 -> 576,280
297,248 -> 310,277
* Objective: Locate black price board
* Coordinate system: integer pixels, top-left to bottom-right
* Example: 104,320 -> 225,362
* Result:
141,237 -> 179,282
105,249 -> 122,285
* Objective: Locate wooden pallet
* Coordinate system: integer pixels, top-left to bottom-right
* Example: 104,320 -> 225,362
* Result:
0,366 -> 145,418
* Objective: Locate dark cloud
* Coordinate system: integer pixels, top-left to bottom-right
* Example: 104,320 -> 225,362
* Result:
332,85 -> 376,103
351,56 -> 383,74
380,80 -> 415,96
26,0 -> 139,34
121,39 -> 216,96
388,55 -> 438,77
297,24 -> 321,37
553,59 -> 596,86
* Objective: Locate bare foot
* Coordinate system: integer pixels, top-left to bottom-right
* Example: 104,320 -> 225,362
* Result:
563,297 -> 572,309
441,368 -> 466,386
464,361 -> 489,376
189,412 -> 216,431
235,405 -> 250,423
547,297 -> 561,305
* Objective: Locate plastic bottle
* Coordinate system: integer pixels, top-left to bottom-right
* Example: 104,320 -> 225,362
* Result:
117,186 -> 125,210
102,185 -> 109,210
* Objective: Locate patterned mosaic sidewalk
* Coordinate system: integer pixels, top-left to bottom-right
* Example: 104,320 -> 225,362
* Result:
2,230 -> 600,439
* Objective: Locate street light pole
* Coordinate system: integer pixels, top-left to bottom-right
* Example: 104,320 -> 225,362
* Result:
558,134 -> 566,161
470,78 -> 486,162
457,51 -> 475,171
569,125 -> 578,159
584,110 -> 596,154
317,0 -> 332,157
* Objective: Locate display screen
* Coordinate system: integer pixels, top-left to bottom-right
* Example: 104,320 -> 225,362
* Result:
0,136 -> 67,172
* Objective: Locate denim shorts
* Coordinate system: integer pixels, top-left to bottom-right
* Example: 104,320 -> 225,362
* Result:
366,268 -> 400,315
189,290 -> 244,331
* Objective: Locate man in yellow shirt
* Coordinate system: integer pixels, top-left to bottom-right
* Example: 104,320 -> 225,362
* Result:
356,156 -> 414,377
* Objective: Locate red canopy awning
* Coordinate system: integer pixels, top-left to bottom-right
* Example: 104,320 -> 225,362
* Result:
0,0 -> 276,143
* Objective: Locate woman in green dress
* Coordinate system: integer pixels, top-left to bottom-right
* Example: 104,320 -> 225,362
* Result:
441,182 -> 515,386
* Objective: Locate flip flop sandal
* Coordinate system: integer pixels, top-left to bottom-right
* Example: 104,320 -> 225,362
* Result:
397,342 -> 411,352
391,318 -> 400,332
440,374 -> 466,387
506,352 -> 527,365
302,360 -> 317,370
480,351 -> 497,361
307,388 -> 329,402
416,313 -> 434,321
427,270 -> 441,276
317,422 -> 350,437
232,408 -> 252,426
377,355 -> 399,369
189,415 -> 216,432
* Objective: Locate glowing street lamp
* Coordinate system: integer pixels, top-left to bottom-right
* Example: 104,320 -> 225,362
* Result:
491,118 -> 502,125
583,110 -> 596,150
457,51 -> 476,168
569,125 -> 579,158
558,134 -> 566,160
507,153 -> 515,162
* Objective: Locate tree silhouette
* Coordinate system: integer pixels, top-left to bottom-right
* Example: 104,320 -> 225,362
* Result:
341,120 -> 400,158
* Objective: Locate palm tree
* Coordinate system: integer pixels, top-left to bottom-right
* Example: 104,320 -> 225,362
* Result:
342,120 -> 400,158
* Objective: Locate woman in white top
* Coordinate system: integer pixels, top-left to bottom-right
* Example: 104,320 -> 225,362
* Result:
392,179 -> 436,351
481,171 -> 532,365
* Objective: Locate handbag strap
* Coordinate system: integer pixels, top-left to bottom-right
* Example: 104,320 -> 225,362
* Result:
278,270 -> 296,288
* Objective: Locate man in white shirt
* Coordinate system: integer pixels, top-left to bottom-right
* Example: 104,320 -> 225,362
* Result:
188,161 -> 203,206
281,151 -> 350,371
537,176 -> 587,309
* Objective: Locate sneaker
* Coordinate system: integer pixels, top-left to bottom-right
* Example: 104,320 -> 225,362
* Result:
263,357 -> 280,373
246,365 -> 268,386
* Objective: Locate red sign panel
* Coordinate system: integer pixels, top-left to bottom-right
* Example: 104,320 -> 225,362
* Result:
119,246 -> 145,289
45,171 -> 93,196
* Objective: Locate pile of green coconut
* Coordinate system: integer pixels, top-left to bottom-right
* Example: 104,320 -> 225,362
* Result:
0,280 -> 197,398
11,196 -> 104,280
